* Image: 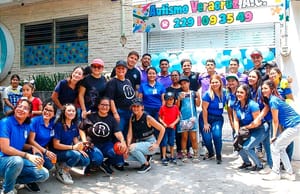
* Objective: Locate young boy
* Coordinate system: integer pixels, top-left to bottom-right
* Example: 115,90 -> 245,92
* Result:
159,92 -> 180,165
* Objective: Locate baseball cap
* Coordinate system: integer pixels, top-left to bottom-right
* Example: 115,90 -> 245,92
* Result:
115,60 -> 127,68
91,58 -> 104,66
226,73 -> 239,81
179,76 -> 190,83
131,98 -> 143,106
164,92 -> 175,100
250,50 -> 262,58
263,61 -> 277,68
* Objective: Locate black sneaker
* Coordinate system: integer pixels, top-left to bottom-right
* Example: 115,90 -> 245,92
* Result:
99,163 -> 113,176
113,164 -> 124,171
137,164 -> 151,174
203,153 -> 214,160
246,165 -> 263,171
147,155 -> 153,162
238,163 -> 252,169
25,182 -> 40,192
216,155 -> 222,164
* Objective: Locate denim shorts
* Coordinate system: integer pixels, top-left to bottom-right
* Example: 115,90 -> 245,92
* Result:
160,128 -> 175,147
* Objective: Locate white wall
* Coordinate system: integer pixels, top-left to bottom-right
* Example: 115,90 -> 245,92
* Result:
280,2 -> 300,111
0,0 -> 142,85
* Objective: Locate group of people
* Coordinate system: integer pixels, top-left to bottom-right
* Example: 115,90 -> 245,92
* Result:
0,49 -> 299,194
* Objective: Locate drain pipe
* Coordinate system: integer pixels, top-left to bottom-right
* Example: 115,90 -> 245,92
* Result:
120,0 -> 127,47
280,0 -> 290,57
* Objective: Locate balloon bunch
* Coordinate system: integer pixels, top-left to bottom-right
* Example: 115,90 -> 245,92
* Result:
150,48 -> 275,73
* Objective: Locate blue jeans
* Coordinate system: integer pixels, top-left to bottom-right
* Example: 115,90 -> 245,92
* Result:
91,142 -> 121,166
199,112 -> 224,157
0,156 -> 49,193
239,125 -> 265,168
86,146 -> 104,167
262,122 -> 273,167
55,150 -> 90,168
117,108 -> 132,138
127,136 -> 157,165
160,128 -> 175,147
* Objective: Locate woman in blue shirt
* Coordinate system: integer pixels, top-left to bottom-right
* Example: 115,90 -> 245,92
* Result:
0,99 -> 49,194
28,102 -> 57,170
248,70 -> 272,166
199,74 -> 226,164
51,66 -> 84,118
269,67 -> 294,161
262,80 -> 300,181
52,103 -> 90,185
138,67 -> 165,120
233,84 -> 265,171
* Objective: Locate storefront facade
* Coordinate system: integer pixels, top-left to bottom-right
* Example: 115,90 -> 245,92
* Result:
0,0 -> 299,105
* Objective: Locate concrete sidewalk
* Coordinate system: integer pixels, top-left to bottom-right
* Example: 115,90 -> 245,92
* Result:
17,142 -> 300,194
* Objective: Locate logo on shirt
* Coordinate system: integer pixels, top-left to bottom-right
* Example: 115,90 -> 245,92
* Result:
24,130 -> 28,139
92,122 -> 111,137
123,85 -> 135,99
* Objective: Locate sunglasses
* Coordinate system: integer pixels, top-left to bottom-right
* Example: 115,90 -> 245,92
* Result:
91,65 -> 103,69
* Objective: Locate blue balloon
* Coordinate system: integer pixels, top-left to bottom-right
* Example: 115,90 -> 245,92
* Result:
201,58 -> 207,66
221,55 -> 231,67
264,51 -> 275,61
151,54 -> 159,67
243,58 -> 253,70
169,64 -> 182,73
238,64 -> 245,73
230,49 -> 242,59
158,52 -> 169,60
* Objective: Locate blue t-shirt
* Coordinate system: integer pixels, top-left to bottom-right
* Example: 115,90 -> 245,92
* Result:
226,90 -> 236,109
53,122 -> 79,146
202,89 -> 226,116
30,116 -> 55,147
0,116 -> 31,157
269,95 -> 300,129
138,81 -> 165,109
180,91 -> 197,120
233,99 -> 260,126
54,79 -> 78,105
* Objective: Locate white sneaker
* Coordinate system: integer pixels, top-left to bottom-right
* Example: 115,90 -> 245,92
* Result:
1,189 -> 17,194
56,168 -> 74,185
262,171 -> 281,181
259,165 -> 272,175
281,173 -> 296,181
199,146 -> 206,156
231,151 -> 239,158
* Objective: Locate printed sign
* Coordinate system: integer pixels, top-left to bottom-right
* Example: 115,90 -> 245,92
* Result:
133,0 -> 286,32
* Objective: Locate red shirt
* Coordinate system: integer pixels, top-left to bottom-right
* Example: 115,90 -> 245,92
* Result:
159,105 -> 180,129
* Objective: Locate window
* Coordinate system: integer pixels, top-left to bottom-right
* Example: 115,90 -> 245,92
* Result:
147,23 -> 277,53
21,16 -> 88,67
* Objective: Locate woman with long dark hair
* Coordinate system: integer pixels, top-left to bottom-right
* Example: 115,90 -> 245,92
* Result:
52,103 -> 90,185
262,80 -> 299,181
233,84 -> 265,171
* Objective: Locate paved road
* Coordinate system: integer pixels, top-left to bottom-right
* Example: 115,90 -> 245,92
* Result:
17,142 -> 300,194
